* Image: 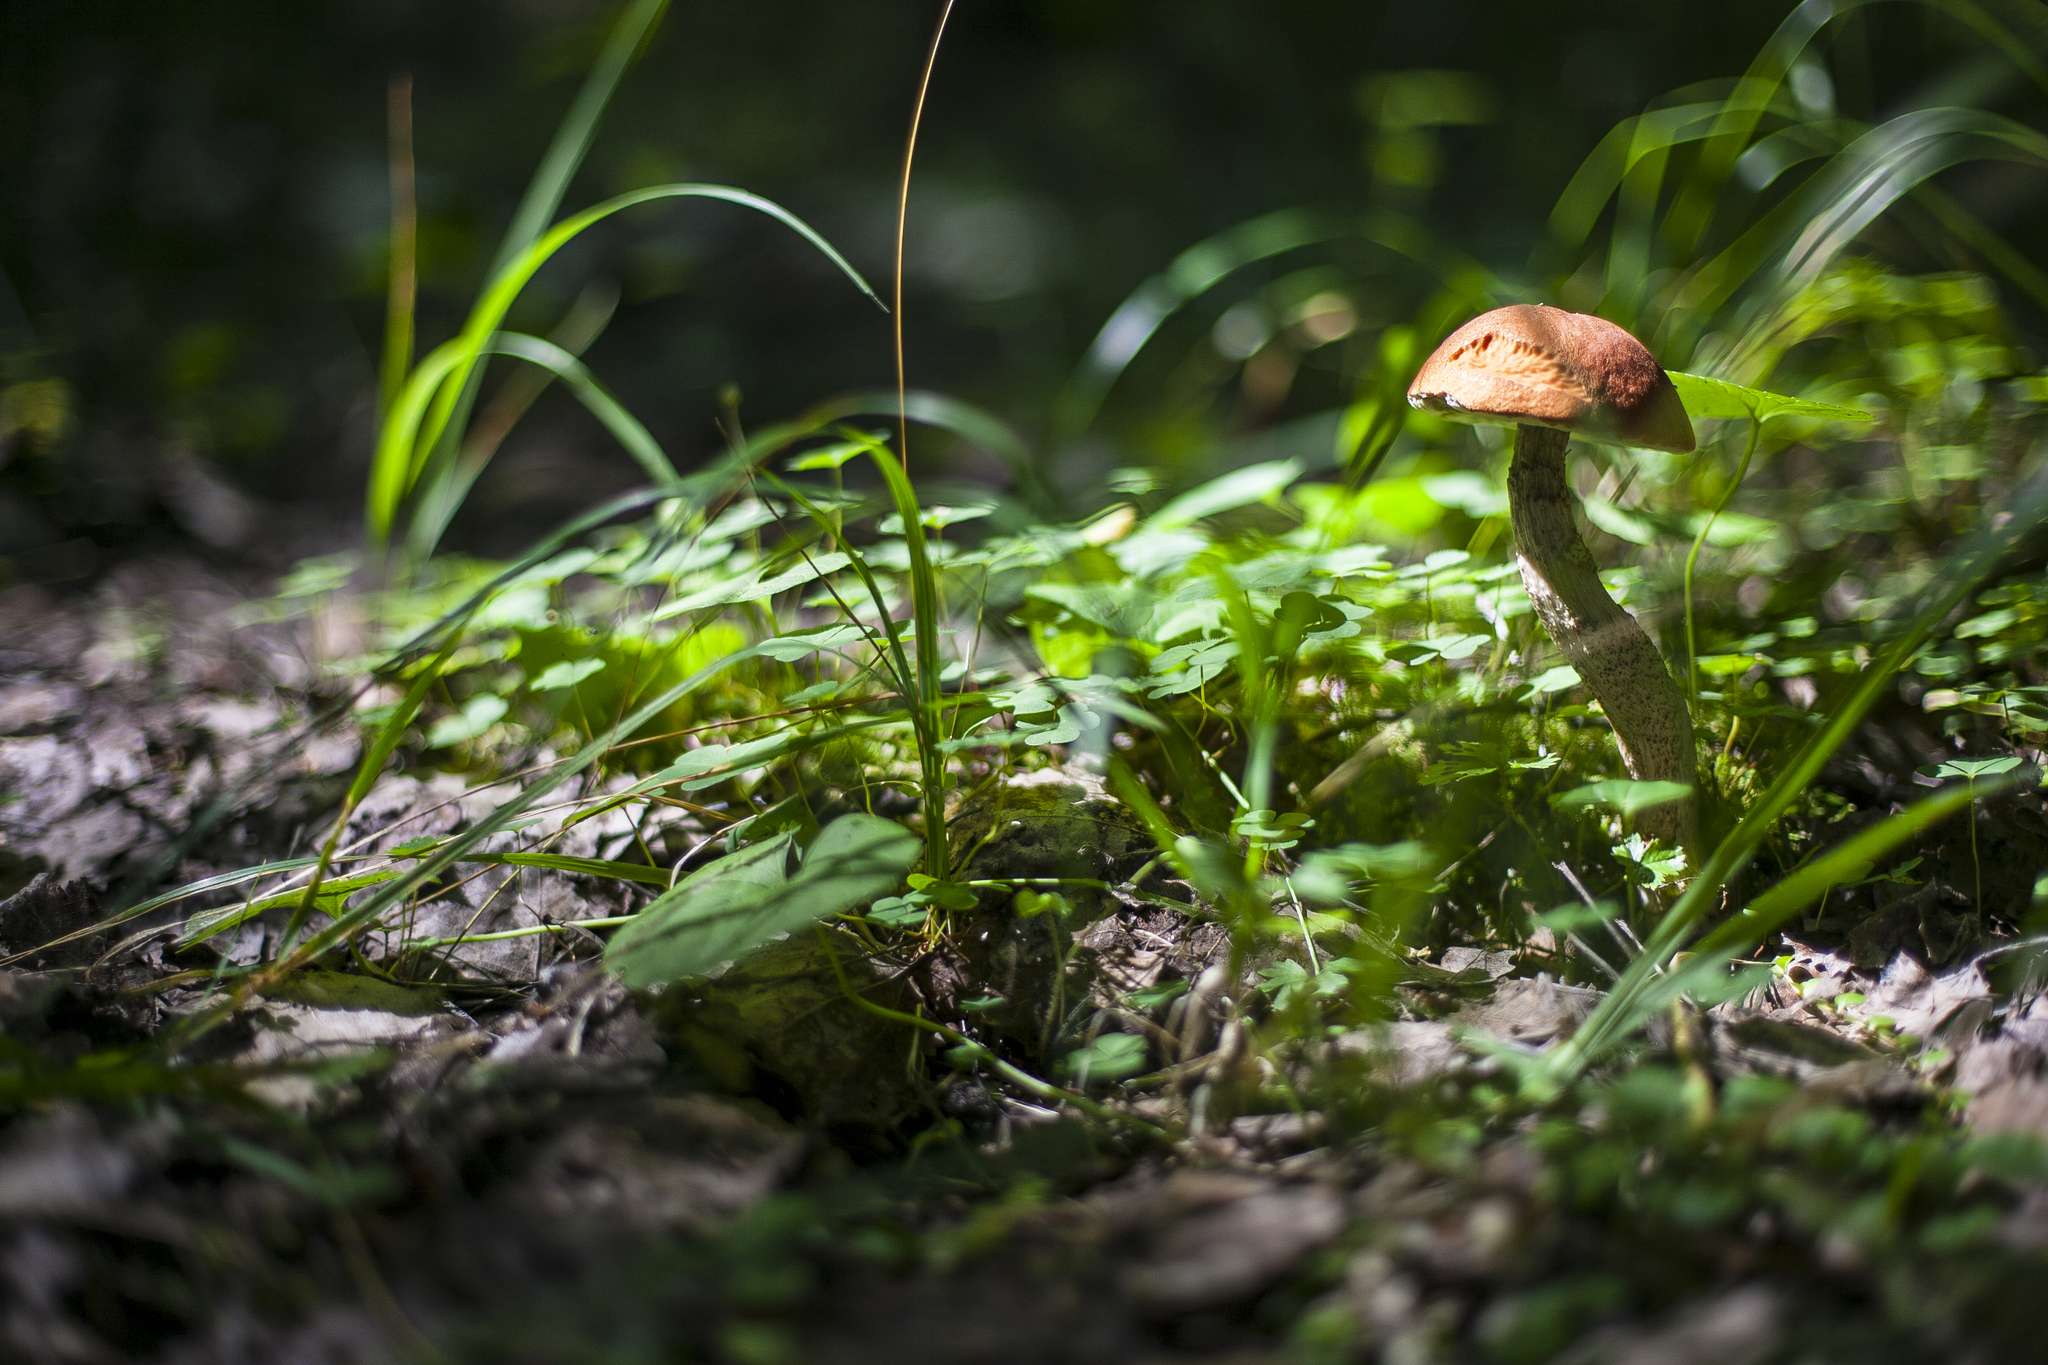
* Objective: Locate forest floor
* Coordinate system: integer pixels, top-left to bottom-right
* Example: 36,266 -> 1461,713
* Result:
8,561 -> 2048,1365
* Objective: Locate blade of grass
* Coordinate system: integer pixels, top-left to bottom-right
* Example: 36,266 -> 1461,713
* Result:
370,183 -> 880,548
380,72 -> 416,420
282,635 -> 461,956
1052,207 -> 1340,441
1606,778 -> 2004,1038
885,0 -> 959,881
475,330 -> 676,483
419,284 -> 623,535
490,0 -> 671,279
1546,447 -> 2048,1082
389,0 -> 671,576
1693,778 -> 2007,960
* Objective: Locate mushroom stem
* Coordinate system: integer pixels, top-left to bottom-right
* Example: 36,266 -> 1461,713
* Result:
1508,423 -> 1696,849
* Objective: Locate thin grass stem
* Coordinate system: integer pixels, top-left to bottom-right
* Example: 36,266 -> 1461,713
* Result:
1684,416 -> 1760,696
380,73 -> 416,421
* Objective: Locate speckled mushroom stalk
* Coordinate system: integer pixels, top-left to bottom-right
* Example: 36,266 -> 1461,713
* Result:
1407,305 -> 1698,849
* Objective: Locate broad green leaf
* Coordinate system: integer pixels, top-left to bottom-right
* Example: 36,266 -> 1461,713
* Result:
1669,371 -> 1875,424
1026,580 -> 1162,638
528,658 -> 606,691
182,870 -> 404,946
459,851 -> 674,888
1147,459 -> 1304,531
1060,1032 -> 1150,1084
1694,653 -> 1768,677
1553,779 -> 1693,816
1935,755 -> 2022,780
1421,470 -> 1508,518
787,440 -> 870,471
653,552 -> 852,618
426,694 -> 508,748
605,816 -> 917,987
1535,900 -> 1620,935
753,622 -> 875,661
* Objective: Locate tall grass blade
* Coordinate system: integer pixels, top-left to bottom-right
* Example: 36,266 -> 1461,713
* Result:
885,0 -> 959,880
607,815 -> 919,987
427,282 -> 623,534
380,73 -> 416,419
370,183 -> 879,551
476,331 -> 677,483
489,0 -> 673,279
1545,446 -> 2048,1083
1584,779 -> 2003,1051
391,0 -> 670,578
1691,779 -> 2009,960
1053,208 -> 1341,440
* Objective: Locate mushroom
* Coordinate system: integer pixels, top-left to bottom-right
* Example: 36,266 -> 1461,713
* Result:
1406,304 -> 1697,847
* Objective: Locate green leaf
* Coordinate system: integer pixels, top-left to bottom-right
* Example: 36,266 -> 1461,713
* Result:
1553,780 -> 1693,817
181,870 -> 404,946
787,439 -> 871,471
753,623 -> 875,661
1025,580 -> 1161,638
1935,756 -> 2022,780
1059,1032 -> 1150,1084
605,816 -> 918,988
865,895 -> 930,928
1668,372 -> 1875,425
654,552 -> 853,618
528,658 -> 606,692
1615,834 -> 1687,891
1147,459 -> 1304,531
1535,900 -> 1620,935
1694,652 -> 1768,677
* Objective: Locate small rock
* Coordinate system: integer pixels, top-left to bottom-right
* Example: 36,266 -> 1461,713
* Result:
0,679 -> 82,735
1123,1182 -> 1345,1313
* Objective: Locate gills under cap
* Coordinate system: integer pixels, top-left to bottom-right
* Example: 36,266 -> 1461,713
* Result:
1406,304 -> 1695,454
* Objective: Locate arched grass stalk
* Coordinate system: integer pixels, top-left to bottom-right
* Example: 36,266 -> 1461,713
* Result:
1543,447 -> 2048,1085
1682,415 -> 1759,695
1669,371 -> 1874,694
368,182 -> 880,557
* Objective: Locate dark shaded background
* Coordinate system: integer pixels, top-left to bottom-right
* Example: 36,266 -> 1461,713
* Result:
1,0 -> 2038,572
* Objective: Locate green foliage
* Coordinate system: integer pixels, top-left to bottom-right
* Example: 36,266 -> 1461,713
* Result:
607,816 -> 919,987
50,15 -> 2048,1358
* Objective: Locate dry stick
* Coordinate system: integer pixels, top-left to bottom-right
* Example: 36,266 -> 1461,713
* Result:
380,73 -> 416,420
813,926 -> 1164,1139
889,0 -> 959,880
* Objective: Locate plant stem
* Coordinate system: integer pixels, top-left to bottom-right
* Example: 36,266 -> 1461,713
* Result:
380,73 -> 416,421
889,0 -> 959,882
1684,416 -> 1761,696
1971,780 -> 1983,929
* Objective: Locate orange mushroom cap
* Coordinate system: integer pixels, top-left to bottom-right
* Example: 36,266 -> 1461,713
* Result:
1405,304 -> 1695,454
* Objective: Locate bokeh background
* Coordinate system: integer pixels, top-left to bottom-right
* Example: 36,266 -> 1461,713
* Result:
2,0 -> 2042,572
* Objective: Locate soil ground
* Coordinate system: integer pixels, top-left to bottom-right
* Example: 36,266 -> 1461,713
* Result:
7,564 -> 2048,1364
